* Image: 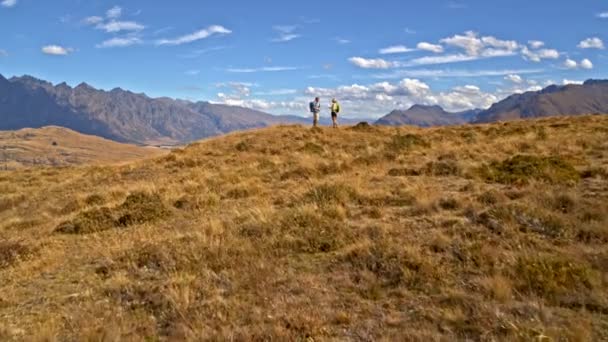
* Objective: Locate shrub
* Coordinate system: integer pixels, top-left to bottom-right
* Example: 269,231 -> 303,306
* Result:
300,142 -> 325,155
280,167 -> 316,181
386,133 -> 430,152
0,241 -> 31,268
235,141 -> 250,152
580,167 -> 608,179
303,184 -> 357,206
478,155 -> 579,185
515,256 -> 597,301
55,207 -> 116,234
55,192 -> 170,234
424,160 -> 461,176
350,121 -> 374,131
387,168 -> 421,177
439,198 -> 460,211
85,194 -> 106,206
116,192 -> 170,226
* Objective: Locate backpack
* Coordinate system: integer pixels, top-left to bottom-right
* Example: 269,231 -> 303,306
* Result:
309,101 -> 315,113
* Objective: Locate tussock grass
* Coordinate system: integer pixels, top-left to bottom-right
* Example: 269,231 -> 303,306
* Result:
1,115 -> 608,340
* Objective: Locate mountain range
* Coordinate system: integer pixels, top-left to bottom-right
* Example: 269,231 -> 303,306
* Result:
376,80 -> 608,126
2,74 -> 607,144
0,74 -> 322,145
375,105 -> 480,127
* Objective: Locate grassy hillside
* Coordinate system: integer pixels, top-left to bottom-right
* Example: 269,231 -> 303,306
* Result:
1,115 -> 607,341
0,126 -> 167,169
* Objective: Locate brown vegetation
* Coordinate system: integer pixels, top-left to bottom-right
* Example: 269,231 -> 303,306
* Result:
0,115 -> 607,340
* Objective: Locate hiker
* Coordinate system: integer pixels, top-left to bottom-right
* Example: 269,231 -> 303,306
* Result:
309,97 -> 321,127
330,98 -> 341,128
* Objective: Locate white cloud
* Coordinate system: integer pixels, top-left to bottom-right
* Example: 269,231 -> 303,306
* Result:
272,34 -> 301,43
335,38 -> 351,44
379,45 -> 415,54
96,20 -> 145,33
272,25 -> 301,43
417,42 -> 444,53
439,31 -> 521,59
96,37 -> 142,48
597,12 -> 608,18
407,53 -> 479,66
521,46 -> 559,62
528,40 -> 545,49
185,70 -> 200,76
0,49 -> 7,57
304,78 -> 498,114
563,79 -> 583,85
440,31 -> 485,56
349,57 -> 397,69
563,58 -> 578,69
578,37 -> 604,49
372,68 -> 543,79
580,58 -> 593,69
106,6 -> 122,19
1,0 -> 17,8
481,36 -> 519,51
505,74 -> 523,84
226,66 -> 299,73
83,16 -> 104,25
41,45 -> 72,56
156,25 -> 231,46
255,89 -> 298,96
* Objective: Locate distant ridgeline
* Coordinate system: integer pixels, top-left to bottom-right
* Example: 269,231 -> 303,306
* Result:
375,80 -> 608,127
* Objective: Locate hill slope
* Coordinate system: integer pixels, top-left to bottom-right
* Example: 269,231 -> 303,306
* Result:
376,105 -> 480,127
1,115 -> 607,340
0,74 -> 308,145
0,126 -> 166,169
475,80 -> 608,123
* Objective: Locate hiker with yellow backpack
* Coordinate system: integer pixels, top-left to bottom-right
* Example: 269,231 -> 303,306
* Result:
330,98 -> 341,128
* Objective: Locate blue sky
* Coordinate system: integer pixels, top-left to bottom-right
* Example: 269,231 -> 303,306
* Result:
1,0 -> 606,117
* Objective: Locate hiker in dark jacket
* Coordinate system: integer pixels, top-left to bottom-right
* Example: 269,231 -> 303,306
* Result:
309,97 -> 321,127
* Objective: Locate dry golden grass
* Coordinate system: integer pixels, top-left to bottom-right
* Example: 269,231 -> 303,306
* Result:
0,126 -> 167,169
0,115 -> 607,341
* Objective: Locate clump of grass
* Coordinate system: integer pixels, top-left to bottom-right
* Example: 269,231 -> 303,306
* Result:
515,256 -> 597,301
116,192 -> 170,227
56,192 -> 170,234
479,275 -> 512,303
476,190 -> 502,205
235,140 -> 250,152
173,195 -> 206,211
300,142 -> 325,155
0,241 -> 31,268
387,168 -> 421,177
275,206 -> 350,254
350,122 -> 374,132
224,185 -> 259,199
59,199 -> 82,215
317,161 -> 349,176
424,159 -> 461,176
439,197 -> 460,211
386,133 -> 430,152
303,184 -> 358,206
514,210 -> 570,239
85,194 -> 106,206
478,154 -> 580,185
580,167 -> 608,179
55,207 -> 116,234
280,166 -> 316,181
